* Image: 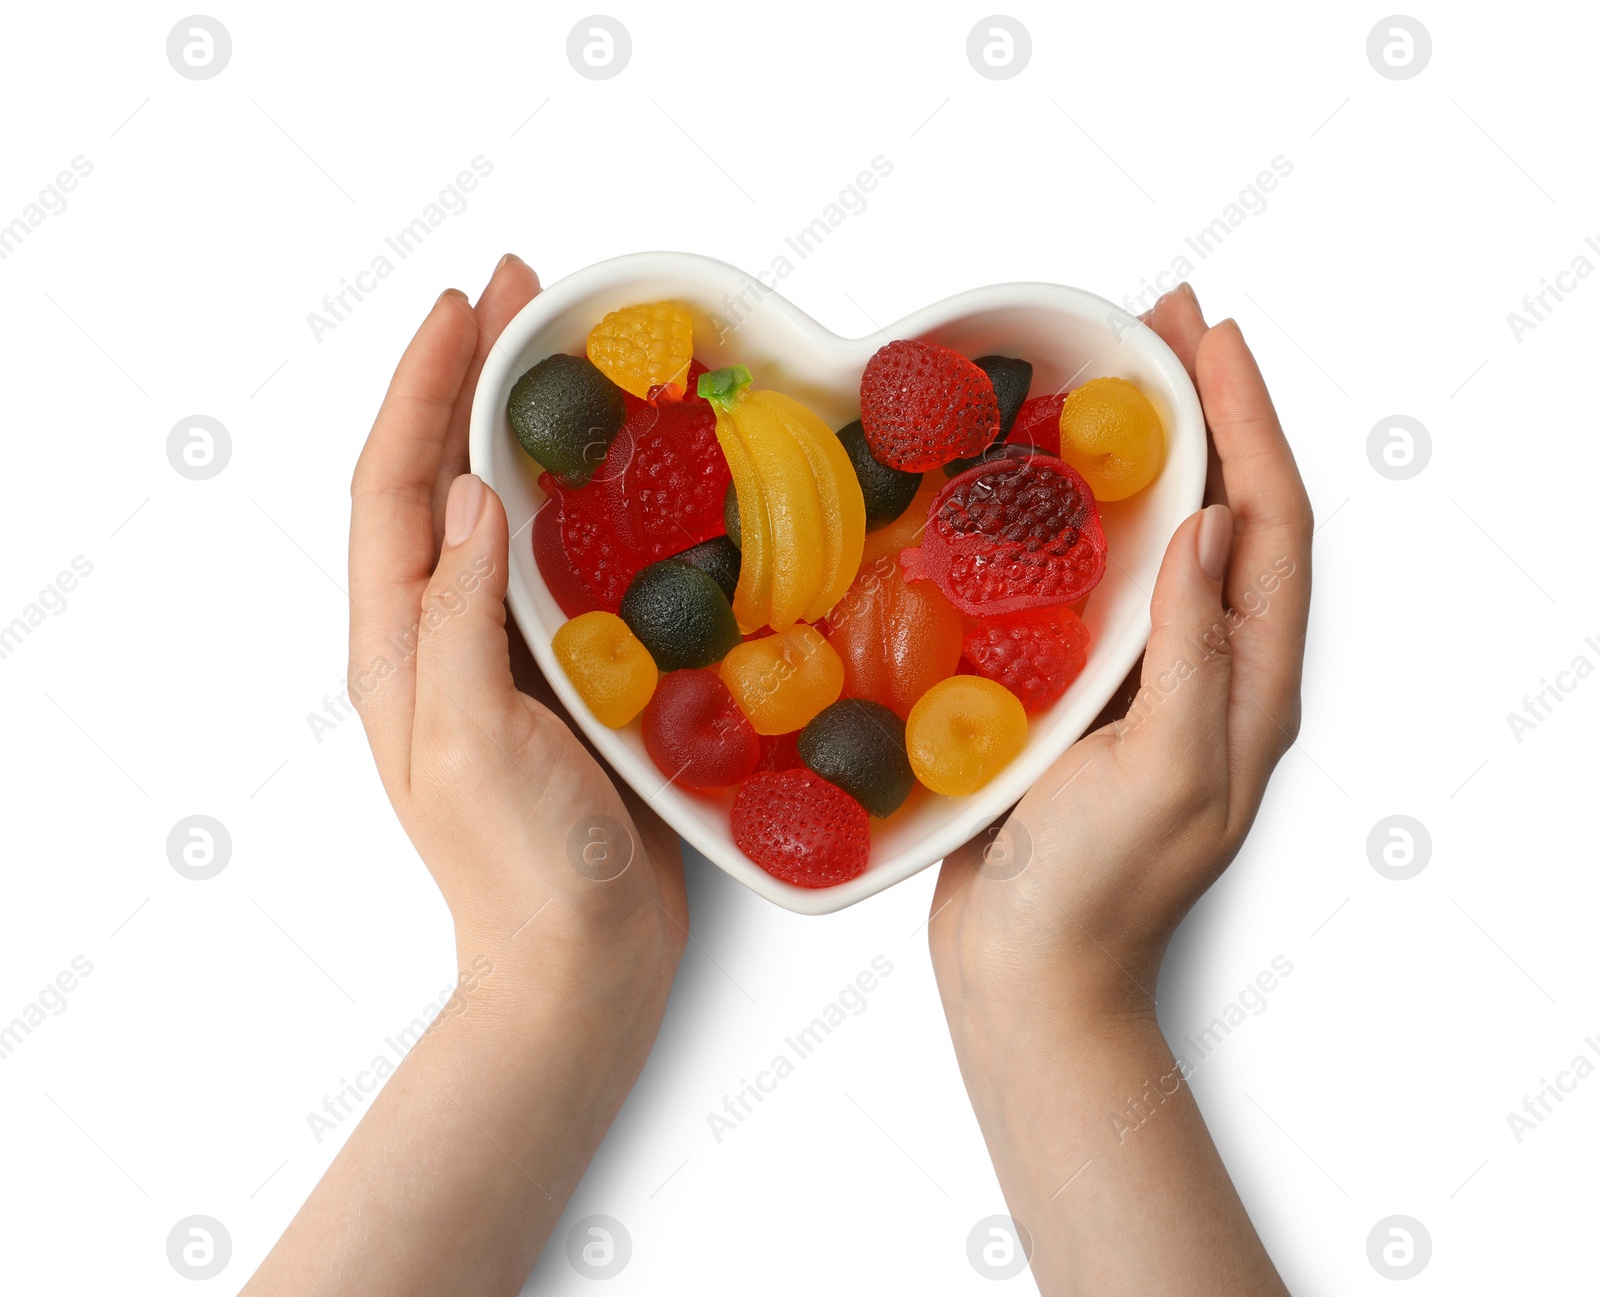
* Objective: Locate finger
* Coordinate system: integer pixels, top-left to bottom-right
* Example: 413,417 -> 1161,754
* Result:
413,473 -> 521,730
1144,283 -> 1207,387
1192,320 -> 1313,779
1121,507 -> 1235,783
434,254 -> 543,525
349,290 -> 478,785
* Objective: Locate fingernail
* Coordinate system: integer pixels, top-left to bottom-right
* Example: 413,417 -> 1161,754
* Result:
1178,281 -> 1200,311
445,474 -> 486,546
1197,505 -> 1233,581
440,288 -> 468,303
497,252 -> 524,271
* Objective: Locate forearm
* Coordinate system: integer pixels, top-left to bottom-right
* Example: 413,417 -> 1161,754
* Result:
244,938 -> 678,1297
937,970 -> 1288,1296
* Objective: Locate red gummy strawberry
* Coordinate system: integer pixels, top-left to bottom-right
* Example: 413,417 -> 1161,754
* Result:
1006,393 -> 1066,454
901,453 -> 1106,615
962,605 -> 1091,712
859,339 -> 999,471
732,769 -> 869,888
534,388 -> 732,616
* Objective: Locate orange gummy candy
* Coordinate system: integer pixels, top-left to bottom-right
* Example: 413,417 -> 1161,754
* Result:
552,611 -> 658,728
905,676 -> 1027,796
720,624 -> 843,734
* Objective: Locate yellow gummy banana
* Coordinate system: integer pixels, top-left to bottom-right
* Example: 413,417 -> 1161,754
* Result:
701,366 -> 867,633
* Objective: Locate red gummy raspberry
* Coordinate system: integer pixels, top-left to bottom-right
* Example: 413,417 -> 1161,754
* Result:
731,769 -> 870,888
900,453 -> 1106,616
1006,393 -> 1065,454
534,387 -> 732,616
859,339 -> 999,471
962,605 -> 1091,712
643,670 -> 760,790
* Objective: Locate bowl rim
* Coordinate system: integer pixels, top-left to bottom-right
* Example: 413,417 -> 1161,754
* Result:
469,251 -> 1205,915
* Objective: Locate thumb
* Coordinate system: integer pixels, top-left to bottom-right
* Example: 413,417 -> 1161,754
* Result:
1121,504 -> 1234,754
414,473 -> 520,724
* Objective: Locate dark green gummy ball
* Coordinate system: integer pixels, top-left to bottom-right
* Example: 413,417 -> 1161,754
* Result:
836,420 -> 922,531
945,355 -> 1035,476
723,482 -> 741,550
670,536 -> 742,604
798,698 -> 914,818
506,354 -> 627,487
619,561 -> 742,672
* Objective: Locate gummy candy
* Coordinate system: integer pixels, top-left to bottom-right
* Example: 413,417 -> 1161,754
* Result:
798,698 -> 914,817
671,536 -> 741,604
720,623 -> 844,734
945,355 -> 1034,476
551,611 -> 657,728
835,419 -> 922,531
534,394 -> 732,616
701,365 -> 865,631
905,676 -> 1027,796
1006,393 -> 1066,455
642,669 -> 760,789
824,544 -> 963,720
901,453 -> 1106,616
723,482 -> 742,549
731,768 -> 870,888
859,339 -> 999,471
962,605 -> 1090,713
587,302 -> 694,400
619,560 -> 742,672
508,354 -> 627,487
754,730 -> 805,773
1056,377 -> 1165,501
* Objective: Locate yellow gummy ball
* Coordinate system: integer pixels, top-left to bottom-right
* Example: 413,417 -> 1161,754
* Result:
905,676 -> 1027,796
586,302 -> 694,400
1057,376 -> 1166,502
552,611 -> 657,728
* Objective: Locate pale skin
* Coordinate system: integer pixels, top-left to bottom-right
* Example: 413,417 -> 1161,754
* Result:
243,261 -> 1308,1296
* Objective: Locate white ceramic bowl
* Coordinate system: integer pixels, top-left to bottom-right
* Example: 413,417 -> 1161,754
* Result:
470,252 -> 1205,915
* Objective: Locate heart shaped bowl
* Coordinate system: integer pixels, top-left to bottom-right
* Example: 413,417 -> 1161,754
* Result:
470,252 -> 1205,914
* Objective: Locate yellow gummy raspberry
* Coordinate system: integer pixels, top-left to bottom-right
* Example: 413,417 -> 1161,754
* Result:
586,302 -> 694,400
1057,377 -> 1166,502
552,611 -> 657,728
905,676 -> 1027,796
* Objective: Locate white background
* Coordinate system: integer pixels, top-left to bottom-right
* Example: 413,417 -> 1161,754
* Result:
2,1 -> 1596,1292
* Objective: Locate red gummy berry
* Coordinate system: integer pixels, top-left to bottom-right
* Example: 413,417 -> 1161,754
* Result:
534,389 -> 732,616
731,769 -> 870,888
962,605 -> 1091,712
859,339 -> 999,471
642,670 -> 760,789
900,454 -> 1106,616
1006,393 -> 1065,454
